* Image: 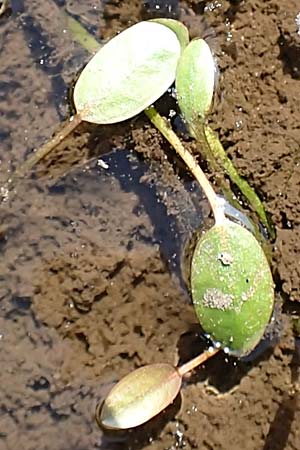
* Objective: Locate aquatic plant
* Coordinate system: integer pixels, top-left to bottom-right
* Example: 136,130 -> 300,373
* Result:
99,86 -> 274,429
97,348 -> 218,429
97,176 -> 274,428
3,19 -> 187,191
3,18 -> 273,240
147,38 -> 274,356
2,17 -> 275,429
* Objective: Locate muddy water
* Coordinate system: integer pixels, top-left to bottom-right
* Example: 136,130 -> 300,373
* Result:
0,1 -> 300,450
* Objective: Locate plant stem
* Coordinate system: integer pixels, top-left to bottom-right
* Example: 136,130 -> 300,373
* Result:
3,113 -> 83,195
145,106 -> 225,225
194,123 -> 274,239
177,348 -> 219,377
65,13 -> 101,54
190,123 -> 245,211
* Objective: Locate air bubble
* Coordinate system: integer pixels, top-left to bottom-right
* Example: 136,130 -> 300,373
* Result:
235,119 -> 243,130
296,12 -> 300,34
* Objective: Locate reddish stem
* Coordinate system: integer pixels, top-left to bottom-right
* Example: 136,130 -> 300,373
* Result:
177,348 -> 219,377
3,113 -> 83,195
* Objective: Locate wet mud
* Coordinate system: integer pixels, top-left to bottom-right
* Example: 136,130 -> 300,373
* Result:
0,1 -> 300,449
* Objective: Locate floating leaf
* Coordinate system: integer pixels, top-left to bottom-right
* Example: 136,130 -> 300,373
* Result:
74,21 -> 182,124
151,18 -> 189,51
98,363 -> 182,429
191,220 -> 274,356
175,38 -> 215,125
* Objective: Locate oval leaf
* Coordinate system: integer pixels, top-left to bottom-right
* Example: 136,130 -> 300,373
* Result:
98,363 -> 182,429
74,21 -> 181,124
176,38 -> 215,125
191,220 -> 274,356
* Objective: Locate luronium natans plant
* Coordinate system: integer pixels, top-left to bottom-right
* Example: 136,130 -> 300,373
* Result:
3,16 -> 273,241
1,19 -> 188,194
2,16 -> 275,429
60,17 -> 273,428
97,103 -> 274,428
147,38 -> 274,355
175,39 -> 274,238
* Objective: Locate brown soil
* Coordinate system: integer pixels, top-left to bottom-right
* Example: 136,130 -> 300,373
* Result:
0,1 -> 300,450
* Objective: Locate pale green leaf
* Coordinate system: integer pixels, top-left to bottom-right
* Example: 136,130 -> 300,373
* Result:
191,220 -> 274,356
176,39 -> 215,125
99,363 -> 182,429
74,21 -> 181,124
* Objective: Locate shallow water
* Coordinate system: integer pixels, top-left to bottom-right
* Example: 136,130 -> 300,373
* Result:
1,1 -> 300,450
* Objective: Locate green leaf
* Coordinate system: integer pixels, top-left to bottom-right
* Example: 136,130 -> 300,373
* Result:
151,18 -> 189,51
191,220 -> 274,356
175,38 -> 215,125
98,363 -> 182,429
73,21 -> 182,124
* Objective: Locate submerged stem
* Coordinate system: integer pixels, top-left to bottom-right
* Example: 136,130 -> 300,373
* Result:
65,14 -> 101,54
190,123 -> 241,210
193,123 -> 274,239
177,348 -> 219,377
3,113 -> 83,195
145,106 -> 225,225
